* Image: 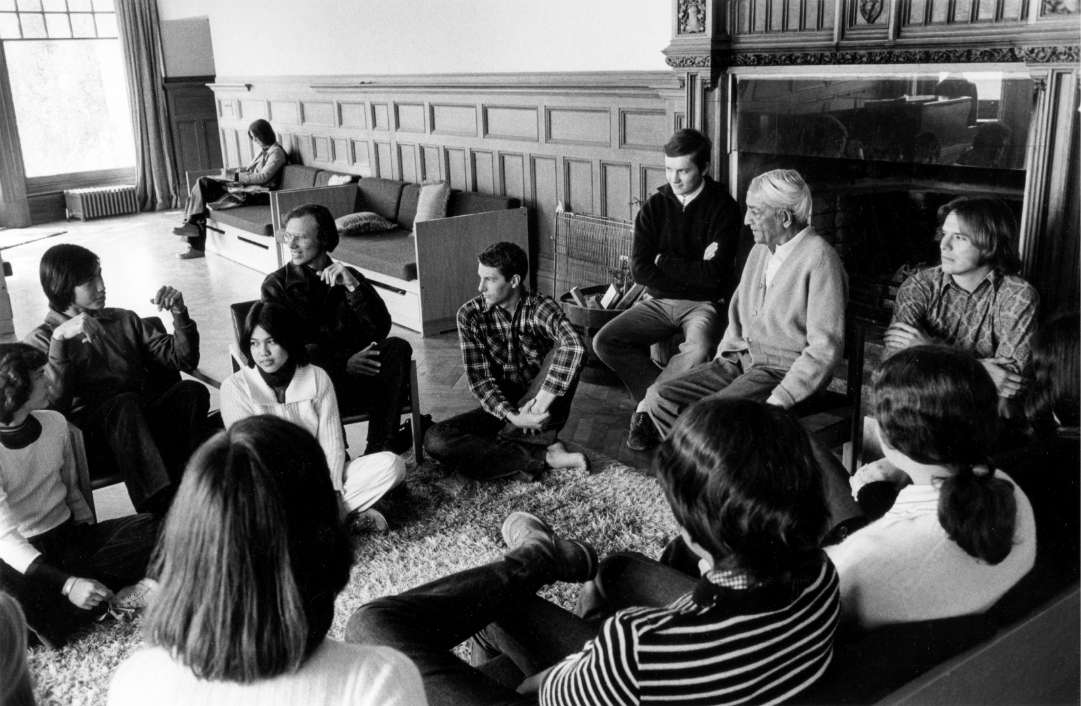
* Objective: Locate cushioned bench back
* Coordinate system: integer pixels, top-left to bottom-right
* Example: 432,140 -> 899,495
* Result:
279,165 -> 321,190
397,184 -> 422,230
449,191 -> 519,216
356,178 -> 404,221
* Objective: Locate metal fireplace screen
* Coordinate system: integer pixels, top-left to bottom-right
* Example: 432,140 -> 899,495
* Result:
552,209 -> 634,296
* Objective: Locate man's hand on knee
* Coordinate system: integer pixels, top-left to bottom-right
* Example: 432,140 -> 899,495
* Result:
346,342 -> 381,376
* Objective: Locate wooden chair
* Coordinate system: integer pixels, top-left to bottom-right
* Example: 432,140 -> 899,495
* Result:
228,300 -> 424,461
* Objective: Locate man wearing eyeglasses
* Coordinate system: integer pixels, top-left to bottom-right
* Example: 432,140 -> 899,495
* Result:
260,203 -> 416,455
646,168 -> 847,437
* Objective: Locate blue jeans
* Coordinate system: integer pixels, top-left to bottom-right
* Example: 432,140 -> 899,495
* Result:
593,298 -> 721,403
346,544 -> 597,706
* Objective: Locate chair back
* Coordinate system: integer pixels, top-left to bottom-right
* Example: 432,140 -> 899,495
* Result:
229,300 -> 258,368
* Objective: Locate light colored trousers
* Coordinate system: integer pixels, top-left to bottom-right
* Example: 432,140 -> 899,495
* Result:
342,451 -> 407,512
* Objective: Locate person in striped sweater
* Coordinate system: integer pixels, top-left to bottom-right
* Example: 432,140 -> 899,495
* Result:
348,398 -> 840,705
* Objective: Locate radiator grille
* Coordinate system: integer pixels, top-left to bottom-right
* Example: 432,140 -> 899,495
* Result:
64,185 -> 138,221
552,209 -> 634,295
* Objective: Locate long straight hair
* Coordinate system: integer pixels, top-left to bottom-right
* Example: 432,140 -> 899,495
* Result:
0,591 -> 34,706
655,398 -> 829,583
143,416 -> 353,682
875,346 -> 1017,563
1026,312 -> 1080,431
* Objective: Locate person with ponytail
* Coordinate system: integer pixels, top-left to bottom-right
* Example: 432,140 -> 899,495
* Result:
826,345 -> 1036,627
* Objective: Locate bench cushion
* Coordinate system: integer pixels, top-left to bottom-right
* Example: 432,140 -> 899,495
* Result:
449,191 -> 518,216
356,178 -> 404,221
335,228 -> 417,282
397,184 -> 421,230
210,205 -> 274,237
279,165 -> 321,190
315,170 -> 358,187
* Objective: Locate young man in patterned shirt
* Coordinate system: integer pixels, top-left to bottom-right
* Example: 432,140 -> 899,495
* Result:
885,196 -> 1039,410
423,241 -> 588,481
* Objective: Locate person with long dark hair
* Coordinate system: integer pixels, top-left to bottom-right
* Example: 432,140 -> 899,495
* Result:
219,302 -> 406,531
349,398 -> 839,705
826,345 -> 1036,627
173,118 -> 287,259
107,416 -> 425,705
0,591 -> 35,706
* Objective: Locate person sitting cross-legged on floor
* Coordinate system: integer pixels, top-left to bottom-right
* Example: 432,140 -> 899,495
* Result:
645,168 -> 847,440
349,397 -> 839,705
25,244 -> 209,516
592,128 -> 741,451
261,203 -> 416,455
825,346 -> 1036,628
219,302 -> 406,533
423,241 -> 588,481
108,416 -> 426,706
172,118 -> 287,260
0,343 -> 158,649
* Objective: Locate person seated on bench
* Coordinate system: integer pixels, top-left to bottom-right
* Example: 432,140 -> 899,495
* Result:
0,344 -> 158,649
220,302 -> 406,533
348,398 -> 839,705
592,128 -> 741,451
885,196 -> 1038,416
25,244 -> 208,516
108,416 -> 426,705
423,241 -> 587,482
825,346 -> 1036,628
262,204 -> 415,456
645,168 -> 846,440
173,118 -> 287,260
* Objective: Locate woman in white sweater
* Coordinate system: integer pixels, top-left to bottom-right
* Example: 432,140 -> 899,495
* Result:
220,302 -> 405,530
825,345 -> 1036,628
108,416 -> 425,706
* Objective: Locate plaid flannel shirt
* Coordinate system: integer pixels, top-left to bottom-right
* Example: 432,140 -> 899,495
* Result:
457,293 -> 585,420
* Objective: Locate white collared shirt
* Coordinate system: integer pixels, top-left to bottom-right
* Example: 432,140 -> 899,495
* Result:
676,180 -> 705,209
764,226 -> 810,289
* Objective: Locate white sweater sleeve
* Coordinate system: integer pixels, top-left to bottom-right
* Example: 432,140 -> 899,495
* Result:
219,373 -> 258,428
314,367 -> 347,491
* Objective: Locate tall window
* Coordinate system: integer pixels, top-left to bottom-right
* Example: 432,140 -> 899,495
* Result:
0,0 -> 134,180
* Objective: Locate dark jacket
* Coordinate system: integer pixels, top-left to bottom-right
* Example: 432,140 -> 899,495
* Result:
632,176 -> 741,302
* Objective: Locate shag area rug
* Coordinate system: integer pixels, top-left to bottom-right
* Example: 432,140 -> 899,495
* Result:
27,450 -> 677,705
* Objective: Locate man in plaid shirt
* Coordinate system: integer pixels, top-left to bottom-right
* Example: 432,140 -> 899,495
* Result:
424,242 -> 588,481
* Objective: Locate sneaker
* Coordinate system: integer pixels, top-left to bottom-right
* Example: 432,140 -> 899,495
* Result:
386,414 -> 434,454
626,411 -> 660,451
501,511 -> 597,583
171,221 -> 202,238
177,248 -> 205,260
348,507 -> 389,534
111,578 -> 159,611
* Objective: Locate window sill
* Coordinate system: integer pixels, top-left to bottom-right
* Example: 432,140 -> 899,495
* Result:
26,167 -> 136,196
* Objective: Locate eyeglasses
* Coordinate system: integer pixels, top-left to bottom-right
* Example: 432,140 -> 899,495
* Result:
275,230 -> 314,244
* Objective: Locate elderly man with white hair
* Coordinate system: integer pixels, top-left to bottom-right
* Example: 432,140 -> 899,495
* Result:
646,168 -> 847,437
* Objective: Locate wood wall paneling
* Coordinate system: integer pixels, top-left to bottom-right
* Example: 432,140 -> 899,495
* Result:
431,104 -> 478,136
395,103 -> 426,133
601,161 -> 633,222
421,145 -> 442,181
620,109 -> 668,151
339,102 -> 368,129
311,135 -> 332,163
222,128 -> 238,167
563,158 -> 594,213
483,105 -> 539,141
219,99 -> 236,119
398,143 -> 419,183
374,141 -> 393,178
240,99 -> 266,120
472,150 -> 496,193
530,155 -> 559,249
239,134 -> 254,164
546,108 -> 611,146
372,103 -> 391,130
301,101 -> 336,127
499,152 -> 526,201
270,100 -> 299,125
444,147 -> 468,190
770,0 -> 785,30
641,166 -> 666,203
351,139 -> 371,174
332,138 -> 349,165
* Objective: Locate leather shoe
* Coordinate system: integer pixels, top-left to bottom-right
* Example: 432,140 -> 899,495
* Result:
177,248 -> 205,260
172,221 -> 202,238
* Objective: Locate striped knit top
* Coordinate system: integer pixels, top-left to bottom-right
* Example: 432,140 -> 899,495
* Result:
540,553 -> 839,705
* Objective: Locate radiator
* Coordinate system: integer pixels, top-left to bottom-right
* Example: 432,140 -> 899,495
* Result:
63,185 -> 138,221
552,209 -> 634,295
